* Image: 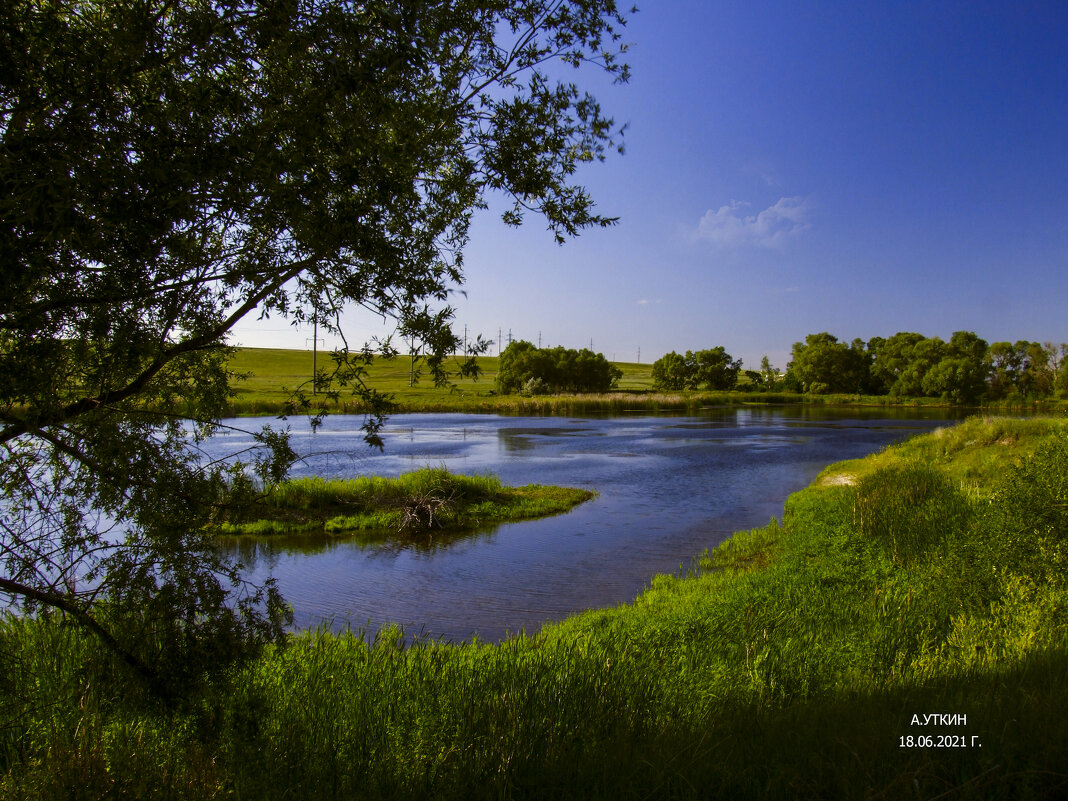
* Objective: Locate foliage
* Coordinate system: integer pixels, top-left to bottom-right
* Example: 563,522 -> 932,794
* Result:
650,347 -> 742,390
649,350 -> 690,390
986,339 -> 1059,399
793,329 -> 1068,403
786,333 -> 870,394
758,354 -> 781,390
0,0 -> 632,689
522,376 -> 551,396
494,340 -> 622,394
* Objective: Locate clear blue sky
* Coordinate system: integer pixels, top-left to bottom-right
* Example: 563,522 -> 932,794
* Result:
234,0 -> 1068,371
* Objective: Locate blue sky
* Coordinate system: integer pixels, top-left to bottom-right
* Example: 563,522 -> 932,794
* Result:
235,0 -> 1068,371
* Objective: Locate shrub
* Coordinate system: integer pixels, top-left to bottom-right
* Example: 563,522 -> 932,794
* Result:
522,376 -> 550,396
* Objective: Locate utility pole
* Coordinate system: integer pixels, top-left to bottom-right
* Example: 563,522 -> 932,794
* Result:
409,333 -> 419,387
637,346 -> 640,364
538,331 -> 541,348
498,327 -> 502,356
508,328 -> 512,346
305,317 -> 322,395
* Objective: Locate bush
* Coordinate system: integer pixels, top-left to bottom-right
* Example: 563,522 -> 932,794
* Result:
522,376 -> 550,396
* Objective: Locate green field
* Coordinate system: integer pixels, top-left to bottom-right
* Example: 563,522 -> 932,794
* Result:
3,416 -> 1067,799
225,346 -> 657,414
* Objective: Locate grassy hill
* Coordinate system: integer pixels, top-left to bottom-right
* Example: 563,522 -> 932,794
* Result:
225,346 -> 657,414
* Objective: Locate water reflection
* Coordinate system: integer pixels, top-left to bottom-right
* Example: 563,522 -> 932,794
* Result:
223,520 -> 505,562
202,407 -> 963,643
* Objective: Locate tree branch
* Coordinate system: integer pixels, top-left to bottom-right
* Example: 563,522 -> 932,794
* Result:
0,257 -> 314,446
0,576 -> 158,685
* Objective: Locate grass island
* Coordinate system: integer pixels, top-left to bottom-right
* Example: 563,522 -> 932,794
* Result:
214,467 -> 595,537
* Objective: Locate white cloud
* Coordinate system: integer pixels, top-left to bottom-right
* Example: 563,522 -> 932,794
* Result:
695,196 -> 811,248
636,298 -> 663,306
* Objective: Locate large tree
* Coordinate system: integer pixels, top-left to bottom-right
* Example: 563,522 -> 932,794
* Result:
0,0 -> 631,690
786,333 -> 869,394
495,340 -> 621,394
650,347 -> 741,391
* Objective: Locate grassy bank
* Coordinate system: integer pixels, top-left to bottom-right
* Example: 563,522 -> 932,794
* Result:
216,467 -> 595,536
3,416 -> 1067,799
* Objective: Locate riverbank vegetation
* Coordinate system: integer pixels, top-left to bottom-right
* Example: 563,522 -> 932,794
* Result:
214,467 -> 595,536
3,416 -> 1066,799
782,330 -> 1068,402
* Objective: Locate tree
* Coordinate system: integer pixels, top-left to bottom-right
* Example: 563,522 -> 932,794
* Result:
495,341 -> 621,394
786,333 -> 869,394
650,351 -> 690,391
985,340 -> 1046,399
892,337 -> 945,397
496,340 -> 552,394
1046,342 -> 1068,396
868,332 -> 926,394
650,347 -> 741,391
690,347 -> 742,390
758,355 -> 779,390
1,0 -> 632,691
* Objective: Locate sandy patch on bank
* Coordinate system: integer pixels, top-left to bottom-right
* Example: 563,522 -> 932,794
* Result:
818,473 -> 856,486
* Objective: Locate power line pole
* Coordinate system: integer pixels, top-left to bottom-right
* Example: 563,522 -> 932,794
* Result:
498,327 -> 502,356
305,317 -> 321,394
637,346 -> 640,364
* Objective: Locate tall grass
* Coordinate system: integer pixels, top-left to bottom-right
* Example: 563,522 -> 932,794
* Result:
3,417 -> 1067,799
217,467 -> 595,536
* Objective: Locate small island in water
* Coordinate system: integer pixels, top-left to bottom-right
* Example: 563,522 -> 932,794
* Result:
213,466 -> 595,537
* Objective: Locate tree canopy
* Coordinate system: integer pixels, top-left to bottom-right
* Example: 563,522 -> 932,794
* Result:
495,340 -> 622,394
650,347 -> 742,391
786,330 -> 1068,404
0,0 -> 632,690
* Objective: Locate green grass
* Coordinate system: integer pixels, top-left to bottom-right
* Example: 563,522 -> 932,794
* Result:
816,414 -> 1066,498
3,416 -> 1067,799
215,467 -> 595,537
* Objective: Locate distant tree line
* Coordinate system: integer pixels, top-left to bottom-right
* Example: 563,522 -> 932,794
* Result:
647,333 -> 1068,403
783,331 -> 1068,403
495,341 -> 623,395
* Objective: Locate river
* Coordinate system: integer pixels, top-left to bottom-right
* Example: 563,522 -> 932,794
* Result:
204,406 -> 961,642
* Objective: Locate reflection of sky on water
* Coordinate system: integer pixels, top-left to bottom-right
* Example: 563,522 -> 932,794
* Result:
201,407 -> 961,643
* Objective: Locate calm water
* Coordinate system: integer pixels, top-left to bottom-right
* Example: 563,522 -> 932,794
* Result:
206,407 -> 960,642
